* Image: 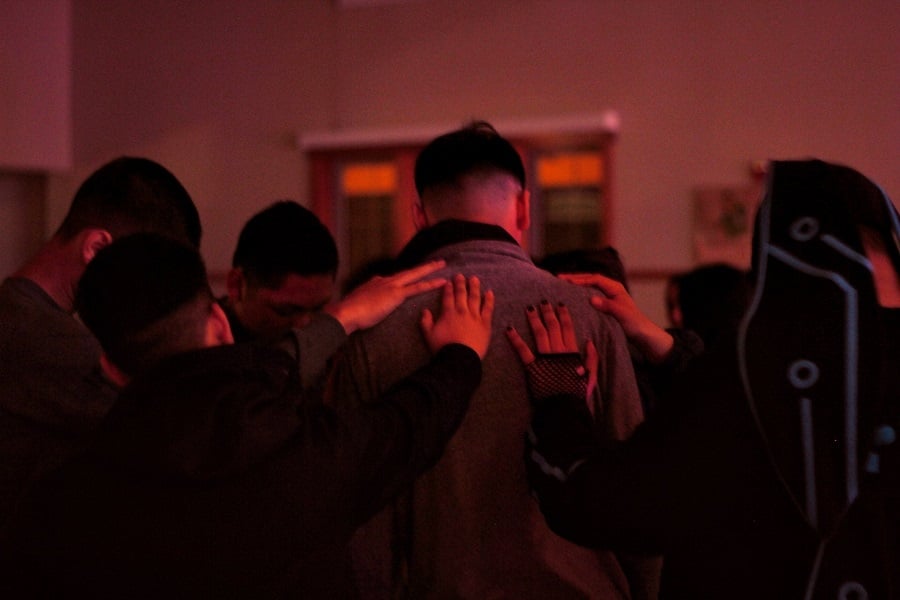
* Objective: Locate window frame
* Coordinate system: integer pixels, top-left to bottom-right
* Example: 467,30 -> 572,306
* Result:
302,114 -> 619,287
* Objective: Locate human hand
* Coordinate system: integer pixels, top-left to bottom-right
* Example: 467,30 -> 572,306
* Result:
506,301 -> 598,402
326,260 -> 447,334
558,273 -> 674,364
420,274 -> 494,358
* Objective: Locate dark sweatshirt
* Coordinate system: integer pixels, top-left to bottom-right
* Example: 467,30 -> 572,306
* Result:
1,339 -> 481,599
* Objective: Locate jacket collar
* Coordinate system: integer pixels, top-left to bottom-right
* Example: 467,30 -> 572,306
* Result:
395,219 -> 519,270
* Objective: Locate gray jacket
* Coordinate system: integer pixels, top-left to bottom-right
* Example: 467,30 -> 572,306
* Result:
328,221 -> 644,599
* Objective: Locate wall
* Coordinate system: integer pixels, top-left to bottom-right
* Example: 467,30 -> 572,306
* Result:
0,0 -> 71,170
0,1 -> 71,274
46,0 -> 900,321
0,173 -> 45,276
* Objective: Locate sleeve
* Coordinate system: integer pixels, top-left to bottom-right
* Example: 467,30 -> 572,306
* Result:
660,328 -> 705,373
321,328 -> 384,410
338,344 -> 482,523
593,316 -> 645,440
525,393 -> 671,555
634,328 -> 705,415
241,343 -> 481,554
525,351 -> 737,557
283,313 -> 348,391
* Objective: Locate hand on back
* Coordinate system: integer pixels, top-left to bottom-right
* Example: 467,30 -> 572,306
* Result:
326,260 -> 447,335
558,272 -> 674,364
506,301 -> 598,402
420,274 -> 494,358
557,273 -> 647,338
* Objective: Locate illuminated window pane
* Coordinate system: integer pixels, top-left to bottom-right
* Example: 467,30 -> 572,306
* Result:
533,149 -> 606,255
346,194 -> 394,278
339,161 -> 399,282
341,163 -> 397,196
536,152 -> 604,188
542,187 -> 602,255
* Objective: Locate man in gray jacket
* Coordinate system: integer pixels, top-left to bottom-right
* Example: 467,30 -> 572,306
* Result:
327,121 -> 648,599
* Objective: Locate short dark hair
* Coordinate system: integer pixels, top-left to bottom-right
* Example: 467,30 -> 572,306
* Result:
76,233 -> 213,377
414,120 -> 526,198
56,156 -> 202,248
676,263 -> 751,348
232,200 -> 338,288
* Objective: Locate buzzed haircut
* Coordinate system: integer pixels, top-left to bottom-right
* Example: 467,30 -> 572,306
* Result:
76,233 -> 212,377
56,156 -> 202,248
414,120 -> 526,198
232,200 -> 338,289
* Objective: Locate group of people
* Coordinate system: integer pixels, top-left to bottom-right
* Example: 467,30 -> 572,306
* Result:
0,121 -> 896,599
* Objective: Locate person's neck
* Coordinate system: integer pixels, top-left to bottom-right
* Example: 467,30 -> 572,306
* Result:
427,212 -> 522,245
13,238 -> 81,313
467,205 -> 523,245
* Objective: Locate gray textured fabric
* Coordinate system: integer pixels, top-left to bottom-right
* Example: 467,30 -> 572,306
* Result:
287,312 -> 348,392
0,277 -> 118,520
329,236 -> 644,599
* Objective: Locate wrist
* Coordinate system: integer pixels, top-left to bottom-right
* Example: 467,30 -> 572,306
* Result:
323,303 -> 357,335
525,353 -> 588,403
632,321 -> 674,364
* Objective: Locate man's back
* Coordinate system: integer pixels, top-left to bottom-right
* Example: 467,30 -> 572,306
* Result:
329,227 -> 643,598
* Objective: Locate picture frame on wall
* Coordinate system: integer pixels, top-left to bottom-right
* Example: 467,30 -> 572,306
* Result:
692,184 -> 762,268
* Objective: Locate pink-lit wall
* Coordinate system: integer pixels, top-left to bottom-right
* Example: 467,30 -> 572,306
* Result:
7,0 -> 900,321
0,0 -> 71,170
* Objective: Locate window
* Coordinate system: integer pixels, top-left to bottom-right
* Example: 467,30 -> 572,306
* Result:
531,149 -> 608,257
302,114 -> 618,288
340,161 -> 398,275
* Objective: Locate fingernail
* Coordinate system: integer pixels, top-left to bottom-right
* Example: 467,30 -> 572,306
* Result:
540,299 -> 549,305
557,302 -> 566,308
506,325 -> 514,332
526,305 -> 535,312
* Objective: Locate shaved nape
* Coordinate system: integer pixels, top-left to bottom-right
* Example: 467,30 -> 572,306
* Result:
422,172 -> 522,222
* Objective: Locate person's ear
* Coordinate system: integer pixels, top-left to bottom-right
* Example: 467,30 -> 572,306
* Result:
412,200 -> 429,231
206,302 -> 235,346
225,268 -> 246,303
515,189 -> 531,231
81,229 -> 114,265
99,353 -> 130,388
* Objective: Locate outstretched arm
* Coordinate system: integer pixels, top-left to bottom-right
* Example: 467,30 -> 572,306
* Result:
505,301 -> 675,555
507,307 -> 724,560
558,273 -> 675,364
290,261 -> 448,391
508,300 -> 665,595
337,274 -> 494,524
325,260 -> 448,335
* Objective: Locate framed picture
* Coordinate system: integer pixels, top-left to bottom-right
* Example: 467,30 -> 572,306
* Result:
692,184 -> 762,268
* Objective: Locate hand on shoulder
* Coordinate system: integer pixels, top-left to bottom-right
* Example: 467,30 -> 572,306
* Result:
325,260 -> 447,334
